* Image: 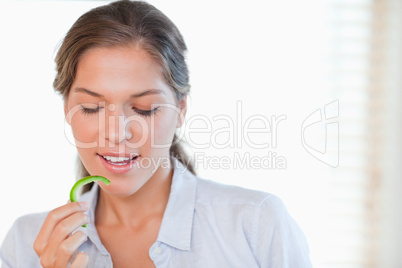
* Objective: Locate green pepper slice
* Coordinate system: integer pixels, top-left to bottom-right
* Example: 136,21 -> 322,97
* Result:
69,175 -> 110,227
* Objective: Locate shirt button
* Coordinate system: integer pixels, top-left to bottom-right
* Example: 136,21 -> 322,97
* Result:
154,247 -> 163,255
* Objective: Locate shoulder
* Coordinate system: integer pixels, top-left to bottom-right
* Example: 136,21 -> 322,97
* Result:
194,177 -> 295,233
9,212 -> 48,235
193,177 -> 289,243
194,176 -> 292,235
194,177 -> 312,267
2,212 -> 48,244
0,212 -> 47,267
195,176 -> 279,208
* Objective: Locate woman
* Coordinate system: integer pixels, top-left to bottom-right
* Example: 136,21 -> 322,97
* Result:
0,1 -> 312,267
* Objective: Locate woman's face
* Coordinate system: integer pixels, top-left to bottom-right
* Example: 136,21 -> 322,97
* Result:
65,46 -> 185,197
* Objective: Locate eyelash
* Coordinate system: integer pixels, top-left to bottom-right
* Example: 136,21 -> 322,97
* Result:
80,106 -> 160,117
132,107 -> 160,117
80,106 -> 102,115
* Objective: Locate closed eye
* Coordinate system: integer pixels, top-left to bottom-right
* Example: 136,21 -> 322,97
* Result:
133,107 -> 160,117
80,105 -> 102,115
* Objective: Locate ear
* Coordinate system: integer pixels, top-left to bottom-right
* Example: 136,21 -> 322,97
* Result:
176,96 -> 187,128
64,102 -> 71,126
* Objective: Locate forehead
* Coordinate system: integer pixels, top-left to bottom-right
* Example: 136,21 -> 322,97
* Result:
71,46 -> 171,99
77,46 -> 162,80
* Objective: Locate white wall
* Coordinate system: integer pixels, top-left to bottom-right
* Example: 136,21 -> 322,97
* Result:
0,0 -> 112,245
0,1 -> 345,266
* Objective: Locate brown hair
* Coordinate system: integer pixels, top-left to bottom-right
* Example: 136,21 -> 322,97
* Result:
53,0 -> 196,192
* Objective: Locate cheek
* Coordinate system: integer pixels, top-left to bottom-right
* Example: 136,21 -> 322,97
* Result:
152,111 -> 178,147
71,115 -> 99,143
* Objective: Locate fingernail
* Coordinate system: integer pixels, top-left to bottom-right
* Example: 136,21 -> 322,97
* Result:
80,202 -> 89,210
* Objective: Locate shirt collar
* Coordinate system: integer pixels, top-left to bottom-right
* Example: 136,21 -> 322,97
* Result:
78,181 -> 109,255
78,157 -> 197,252
156,158 -> 197,251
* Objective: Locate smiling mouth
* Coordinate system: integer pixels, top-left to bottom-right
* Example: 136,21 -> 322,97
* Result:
100,155 -> 139,166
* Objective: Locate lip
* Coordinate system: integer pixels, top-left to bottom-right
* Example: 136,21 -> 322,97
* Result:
98,153 -> 140,174
98,151 -> 140,158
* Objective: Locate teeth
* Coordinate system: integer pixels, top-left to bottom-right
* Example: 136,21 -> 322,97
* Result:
103,156 -> 130,162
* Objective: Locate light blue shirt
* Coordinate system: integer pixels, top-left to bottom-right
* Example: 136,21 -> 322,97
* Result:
1,158 -> 312,267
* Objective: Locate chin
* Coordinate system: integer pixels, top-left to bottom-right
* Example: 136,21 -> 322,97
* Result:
98,179 -> 146,197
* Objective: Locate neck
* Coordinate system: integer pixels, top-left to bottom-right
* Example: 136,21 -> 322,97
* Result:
95,163 -> 173,228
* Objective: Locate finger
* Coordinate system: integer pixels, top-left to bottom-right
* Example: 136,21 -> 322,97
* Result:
34,202 -> 89,253
54,231 -> 87,267
70,252 -> 89,268
45,212 -> 90,258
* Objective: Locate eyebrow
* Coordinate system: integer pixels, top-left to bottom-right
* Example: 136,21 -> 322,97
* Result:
74,87 -> 103,97
73,87 -> 164,98
129,89 -> 164,98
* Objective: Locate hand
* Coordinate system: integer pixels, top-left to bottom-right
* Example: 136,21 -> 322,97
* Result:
33,201 -> 91,267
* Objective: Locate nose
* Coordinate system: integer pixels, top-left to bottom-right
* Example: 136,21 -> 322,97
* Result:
105,110 -> 133,144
